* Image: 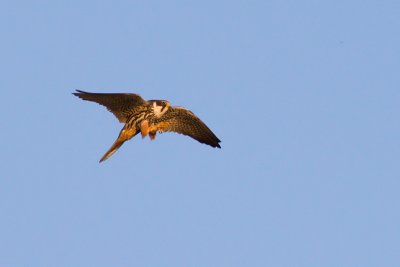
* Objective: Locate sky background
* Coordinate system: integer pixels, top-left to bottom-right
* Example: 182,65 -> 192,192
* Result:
1,0 -> 399,266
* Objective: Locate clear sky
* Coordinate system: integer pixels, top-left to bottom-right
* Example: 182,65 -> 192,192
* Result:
1,0 -> 399,266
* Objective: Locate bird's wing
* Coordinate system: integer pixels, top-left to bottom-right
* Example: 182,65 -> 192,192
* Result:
150,107 -> 221,148
73,90 -> 146,123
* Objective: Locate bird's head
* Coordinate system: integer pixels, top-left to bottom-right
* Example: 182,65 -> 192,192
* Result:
150,100 -> 171,117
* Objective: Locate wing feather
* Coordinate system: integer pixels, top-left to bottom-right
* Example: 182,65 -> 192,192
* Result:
150,107 -> 221,148
73,90 -> 146,122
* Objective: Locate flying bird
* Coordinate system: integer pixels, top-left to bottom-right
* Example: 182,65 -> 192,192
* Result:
73,90 -> 221,162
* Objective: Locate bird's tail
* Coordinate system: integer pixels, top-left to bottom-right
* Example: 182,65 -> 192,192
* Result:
99,127 -> 138,163
99,138 -> 126,163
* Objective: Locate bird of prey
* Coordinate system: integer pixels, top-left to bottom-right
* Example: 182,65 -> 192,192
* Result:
73,90 -> 221,162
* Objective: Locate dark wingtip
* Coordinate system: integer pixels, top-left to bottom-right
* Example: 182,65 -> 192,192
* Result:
208,134 -> 221,148
213,135 -> 221,148
73,89 -> 87,95
207,139 -> 221,148
73,89 -> 82,97
213,141 -> 221,148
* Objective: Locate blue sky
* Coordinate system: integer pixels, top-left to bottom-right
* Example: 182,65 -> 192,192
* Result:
1,0 -> 399,266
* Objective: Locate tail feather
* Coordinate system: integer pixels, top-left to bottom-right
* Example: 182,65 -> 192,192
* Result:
99,139 -> 125,163
99,127 -> 138,162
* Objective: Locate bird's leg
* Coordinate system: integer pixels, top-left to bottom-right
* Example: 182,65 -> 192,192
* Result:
142,121 -> 158,140
140,120 -> 150,138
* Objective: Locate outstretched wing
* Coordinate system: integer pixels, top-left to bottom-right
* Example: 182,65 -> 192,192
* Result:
73,90 -> 146,122
150,107 -> 221,148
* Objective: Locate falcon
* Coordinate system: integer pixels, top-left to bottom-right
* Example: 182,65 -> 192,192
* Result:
73,90 -> 221,162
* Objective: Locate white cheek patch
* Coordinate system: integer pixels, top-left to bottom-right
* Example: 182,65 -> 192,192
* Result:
153,102 -> 164,118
